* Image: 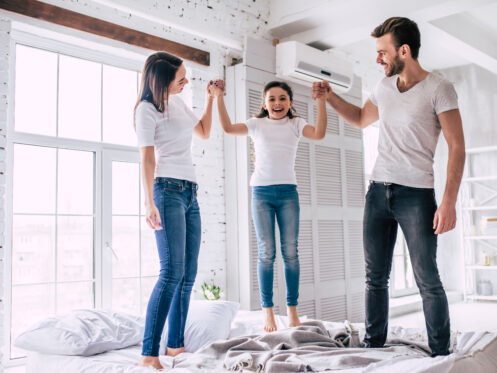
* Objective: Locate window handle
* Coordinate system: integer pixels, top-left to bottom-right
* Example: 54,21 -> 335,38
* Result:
105,241 -> 119,261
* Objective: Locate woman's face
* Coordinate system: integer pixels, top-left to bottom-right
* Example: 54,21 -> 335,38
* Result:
168,64 -> 188,96
263,87 -> 292,120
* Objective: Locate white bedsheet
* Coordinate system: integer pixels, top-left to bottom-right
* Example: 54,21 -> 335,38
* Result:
26,311 -> 497,373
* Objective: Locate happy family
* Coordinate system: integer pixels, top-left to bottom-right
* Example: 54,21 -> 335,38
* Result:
135,17 -> 466,369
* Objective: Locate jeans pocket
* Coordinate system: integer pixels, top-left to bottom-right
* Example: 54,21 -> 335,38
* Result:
163,180 -> 184,193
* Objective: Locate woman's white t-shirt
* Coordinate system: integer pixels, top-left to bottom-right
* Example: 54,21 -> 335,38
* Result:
246,116 -> 307,186
135,95 -> 199,182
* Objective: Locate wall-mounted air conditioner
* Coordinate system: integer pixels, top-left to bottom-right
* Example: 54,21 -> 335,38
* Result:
276,41 -> 354,93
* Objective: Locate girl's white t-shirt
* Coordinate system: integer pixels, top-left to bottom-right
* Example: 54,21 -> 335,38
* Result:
135,95 -> 199,182
246,116 -> 307,186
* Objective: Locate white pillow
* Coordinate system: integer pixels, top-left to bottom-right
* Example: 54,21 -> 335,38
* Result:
160,300 -> 239,353
14,309 -> 144,356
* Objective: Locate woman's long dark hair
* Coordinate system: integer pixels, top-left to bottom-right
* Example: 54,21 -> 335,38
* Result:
133,51 -> 183,128
255,81 -> 297,119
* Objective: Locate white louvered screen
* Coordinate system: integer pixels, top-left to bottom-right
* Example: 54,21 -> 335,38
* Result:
321,295 -> 347,321
315,146 -> 342,206
298,299 -> 317,319
293,99 -> 308,121
350,292 -> 366,322
318,220 -> 345,281
344,120 -> 363,139
226,45 -> 364,324
295,142 -> 311,205
299,220 -> 314,285
248,88 -> 262,117
348,221 -> 365,279
346,150 -> 365,207
314,104 -> 340,135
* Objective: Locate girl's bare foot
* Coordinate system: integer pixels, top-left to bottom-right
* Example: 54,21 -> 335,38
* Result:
287,305 -> 301,327
263,307 -> 277,332
139,356 -> 163,370
166,346 -> 185,357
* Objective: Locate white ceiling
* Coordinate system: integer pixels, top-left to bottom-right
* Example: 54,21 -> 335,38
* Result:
268,0 -> 497,74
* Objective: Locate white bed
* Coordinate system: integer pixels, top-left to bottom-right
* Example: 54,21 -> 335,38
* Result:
26,310 -> 497,373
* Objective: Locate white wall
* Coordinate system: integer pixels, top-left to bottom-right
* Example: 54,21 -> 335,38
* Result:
0,0 -> 270,364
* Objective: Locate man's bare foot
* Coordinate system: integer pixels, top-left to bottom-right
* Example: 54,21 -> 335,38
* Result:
166,346 -> 185,357
139,356 -> 163,370
287,305 -> 301,327
263,307 -> 277,332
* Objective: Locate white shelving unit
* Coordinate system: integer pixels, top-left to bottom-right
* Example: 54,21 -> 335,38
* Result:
460,146 -> 497,302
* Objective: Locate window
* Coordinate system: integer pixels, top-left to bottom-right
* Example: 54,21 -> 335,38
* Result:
7,42 -> 151,362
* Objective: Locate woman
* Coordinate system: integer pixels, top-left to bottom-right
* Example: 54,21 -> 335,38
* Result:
135,51 -> 217,369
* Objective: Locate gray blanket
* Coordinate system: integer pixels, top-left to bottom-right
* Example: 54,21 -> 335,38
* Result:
173,321 -> 429,372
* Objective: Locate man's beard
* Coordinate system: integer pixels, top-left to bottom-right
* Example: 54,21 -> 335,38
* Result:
386,54 -> 404,77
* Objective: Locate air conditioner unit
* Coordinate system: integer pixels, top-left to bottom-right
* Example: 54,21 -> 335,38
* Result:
276,41 -> 354,93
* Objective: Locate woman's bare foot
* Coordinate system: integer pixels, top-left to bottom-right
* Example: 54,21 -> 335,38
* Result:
263,307 -> 277,332
166,346 -> 185,357
139,356 -> 163,370
287,305 -> 301,327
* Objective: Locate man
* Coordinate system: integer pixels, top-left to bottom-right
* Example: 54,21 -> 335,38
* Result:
314,17 -> 465,356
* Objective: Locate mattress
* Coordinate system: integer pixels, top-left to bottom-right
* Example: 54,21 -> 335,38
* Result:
26,310 -> 497,373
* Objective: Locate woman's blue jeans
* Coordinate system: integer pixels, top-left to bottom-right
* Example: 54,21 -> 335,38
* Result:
251,184 -> 300,308
141,177 -> 201,356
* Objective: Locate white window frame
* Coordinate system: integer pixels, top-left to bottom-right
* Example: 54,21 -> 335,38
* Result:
3,30 -> 146,367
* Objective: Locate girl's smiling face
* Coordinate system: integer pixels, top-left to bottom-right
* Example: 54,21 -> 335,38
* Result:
263,87 -> 292,120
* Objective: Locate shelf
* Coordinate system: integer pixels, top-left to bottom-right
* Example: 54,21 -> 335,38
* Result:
464,236 -> 497,240
463,175 -> 497,182
466,146 -> 497,154
467,295 -> 497,301
463,206 -> 497,211
466,265 -> 497,270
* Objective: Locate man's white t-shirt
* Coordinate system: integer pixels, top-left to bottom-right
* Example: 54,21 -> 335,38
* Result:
135,95 -> 199,182
246,116 -> 308,186
369,73 -> 459,188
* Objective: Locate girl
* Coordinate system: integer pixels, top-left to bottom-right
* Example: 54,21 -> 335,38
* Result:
135,51 -> 219,369
209,80 -> 327,332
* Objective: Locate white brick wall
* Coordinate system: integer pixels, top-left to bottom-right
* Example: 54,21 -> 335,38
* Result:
0,0 -> 271,364
0,15 -> 10,365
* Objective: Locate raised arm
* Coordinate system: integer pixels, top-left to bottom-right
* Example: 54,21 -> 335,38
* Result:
433,108 -> 466,234
303,81 -> 327,140
140,146 -> 162,230
315,81 -> 379,129
193,81 -> 215,139
209,80 -> 248,136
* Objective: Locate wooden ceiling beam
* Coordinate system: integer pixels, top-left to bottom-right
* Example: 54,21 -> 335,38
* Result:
0,0 -> 210,66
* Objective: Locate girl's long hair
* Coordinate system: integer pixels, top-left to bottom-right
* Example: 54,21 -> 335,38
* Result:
255,81 -> 297,119
133,51 -> 183,128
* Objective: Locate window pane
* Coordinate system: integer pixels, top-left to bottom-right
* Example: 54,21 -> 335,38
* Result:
11,284 -> 55,359
57,282 -> 94,314
12,215 -> 55,285
57,216 -> 93,281
112,216 -> 140,278
58,149 -> 94,214
112,278 -> 140,315
58,55 -> 101,141
112,161 -> 139,215
141,276 -> 157,315
103,65 -> 137,146
141,225 -> 159,276
15,45 -> 57,136
13,144 -> 56,214
393,256 -> 406,290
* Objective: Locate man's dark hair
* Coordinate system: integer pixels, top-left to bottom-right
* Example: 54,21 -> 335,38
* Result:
371,17 -> 421,59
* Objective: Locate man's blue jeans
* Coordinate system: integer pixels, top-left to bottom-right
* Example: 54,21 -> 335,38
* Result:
363,181 -> 450,356
251,184 -> 300,308
141,177 -> 201,356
